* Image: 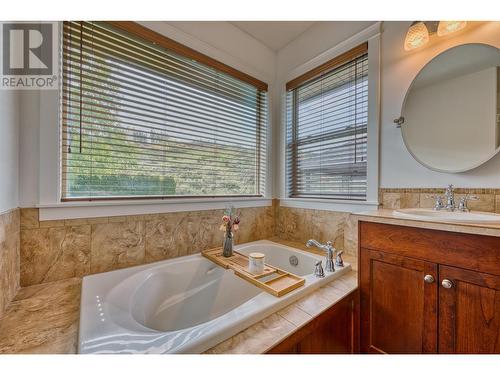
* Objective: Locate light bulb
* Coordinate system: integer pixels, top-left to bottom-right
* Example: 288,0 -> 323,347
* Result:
404,22 -> 430,51
437,21 -> 467,36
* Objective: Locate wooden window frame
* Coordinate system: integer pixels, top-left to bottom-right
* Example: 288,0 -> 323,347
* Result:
285,43 -> 369,201
285,42 -> 367,92
60,21 -> 268,202
107,21 -> 268,92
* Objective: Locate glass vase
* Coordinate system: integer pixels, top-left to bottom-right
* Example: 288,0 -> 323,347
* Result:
222,231 -> 233,257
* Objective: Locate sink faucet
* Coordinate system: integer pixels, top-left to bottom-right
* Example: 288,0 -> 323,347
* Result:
306,239 -> 335,272
444,184 -> 455,211
457,193 -> 479,212
428,194 -> 445,210
429,185 -> 479,212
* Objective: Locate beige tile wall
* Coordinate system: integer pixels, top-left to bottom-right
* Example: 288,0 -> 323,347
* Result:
274,205 -> 358,257
19,206 -> 274,287
379,188 -> 500,212
13,187 -> 500,290
0,209 -> 20,318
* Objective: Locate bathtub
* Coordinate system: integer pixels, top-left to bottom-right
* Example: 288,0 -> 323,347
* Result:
78,240 -> 351,354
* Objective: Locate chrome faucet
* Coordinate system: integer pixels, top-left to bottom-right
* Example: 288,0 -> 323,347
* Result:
444,184 -> 455,211
457,194 -> 479,212
428,194 -> 445,210
306,239 -> 335,272
314,261 -> 325,278
429,185 -> 479,212
335,250 -> 344,267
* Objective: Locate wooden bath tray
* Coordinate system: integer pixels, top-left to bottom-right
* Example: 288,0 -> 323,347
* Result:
202,247 -> 305,297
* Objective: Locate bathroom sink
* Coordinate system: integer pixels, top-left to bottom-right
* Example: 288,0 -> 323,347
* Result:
394,208 -> 500,224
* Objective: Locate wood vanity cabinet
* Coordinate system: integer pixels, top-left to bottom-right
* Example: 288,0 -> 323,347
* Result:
438,265 -> 500,353
267,290 -> 358,354
359,221 -> 500,354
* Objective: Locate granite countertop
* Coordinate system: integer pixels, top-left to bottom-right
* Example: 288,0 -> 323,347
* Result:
0,239 -> 357,354
355,208 -> 500,237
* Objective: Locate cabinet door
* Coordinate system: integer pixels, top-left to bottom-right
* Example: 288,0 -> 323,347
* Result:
439,265 -> 500,353
360,249 -> 438,353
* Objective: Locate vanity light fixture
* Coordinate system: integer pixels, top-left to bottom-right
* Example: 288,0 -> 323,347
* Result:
404,21 -> 430,51
404,21 -> 468,51
437,21 -> 467,36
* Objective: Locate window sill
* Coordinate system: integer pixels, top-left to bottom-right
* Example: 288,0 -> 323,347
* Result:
279,198 -> 379,213
37,197 -> 272,221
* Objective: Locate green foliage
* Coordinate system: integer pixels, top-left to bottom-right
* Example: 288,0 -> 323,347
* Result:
68,174 -> 176,196
65,53 -> 260,198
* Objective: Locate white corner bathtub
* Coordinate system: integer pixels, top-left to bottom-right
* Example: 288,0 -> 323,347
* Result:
78,240 -> 351,354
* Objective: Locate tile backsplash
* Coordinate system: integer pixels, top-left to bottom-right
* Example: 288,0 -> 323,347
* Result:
275,205 -> 358,257
19,206 -> 274,287
0,209 -> 20,318
379,188 -> 500,212
18,202 -> 359,289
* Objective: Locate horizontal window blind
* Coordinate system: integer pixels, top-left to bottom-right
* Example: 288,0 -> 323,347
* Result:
61,21 -> 267,201
286,46 -> 368,200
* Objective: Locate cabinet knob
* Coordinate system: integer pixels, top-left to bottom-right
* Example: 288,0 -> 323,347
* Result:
441,279 -> 454,289
424,274 -> 435,283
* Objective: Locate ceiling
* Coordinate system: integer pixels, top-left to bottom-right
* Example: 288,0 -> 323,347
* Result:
230,21 -> 316,51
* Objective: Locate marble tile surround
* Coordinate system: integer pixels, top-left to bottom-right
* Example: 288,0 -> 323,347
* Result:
0,277 -> 81,354
379,188 -> 500,213
275,206 -> 358,257
6,189 -> 500,354
0,262 -> 357,354
20,206 -> 274,287
16,187 -> 500,289
0,209 -> 20,319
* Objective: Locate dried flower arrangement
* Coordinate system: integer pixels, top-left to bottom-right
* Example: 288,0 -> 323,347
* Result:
219,206 -> 241,234
219,206 -> 240,257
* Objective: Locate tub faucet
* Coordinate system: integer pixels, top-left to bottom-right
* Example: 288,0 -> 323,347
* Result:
306,239 -> 335,272
314,261 -> 325,278
335,250 -> 344,267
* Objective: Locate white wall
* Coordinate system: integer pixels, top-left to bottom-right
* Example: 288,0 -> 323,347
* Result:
0,89 -> 20,213
276,21 -> 375,80
274,21 -> 500,192
380,21 -> 500,188
19,21 -> 277,208
18,91 -> 39,207
162,22 -> 276,82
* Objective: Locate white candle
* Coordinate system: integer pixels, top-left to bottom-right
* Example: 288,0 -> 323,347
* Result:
248,252 -> 265,274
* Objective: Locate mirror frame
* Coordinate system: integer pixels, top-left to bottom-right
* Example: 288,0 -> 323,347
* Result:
397,42 -> 500,173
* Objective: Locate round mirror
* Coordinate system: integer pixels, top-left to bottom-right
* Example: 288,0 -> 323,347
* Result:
400,43 -> 500,172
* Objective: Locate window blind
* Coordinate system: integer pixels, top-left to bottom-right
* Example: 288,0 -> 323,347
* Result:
286,45 -> 368,200
61,21 -> 267,201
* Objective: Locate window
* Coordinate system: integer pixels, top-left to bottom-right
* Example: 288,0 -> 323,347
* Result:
61,21 -> 267,201
286,43 -> 368,201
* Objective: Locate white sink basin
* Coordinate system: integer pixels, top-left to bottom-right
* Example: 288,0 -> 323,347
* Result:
394,208 -> 500,224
